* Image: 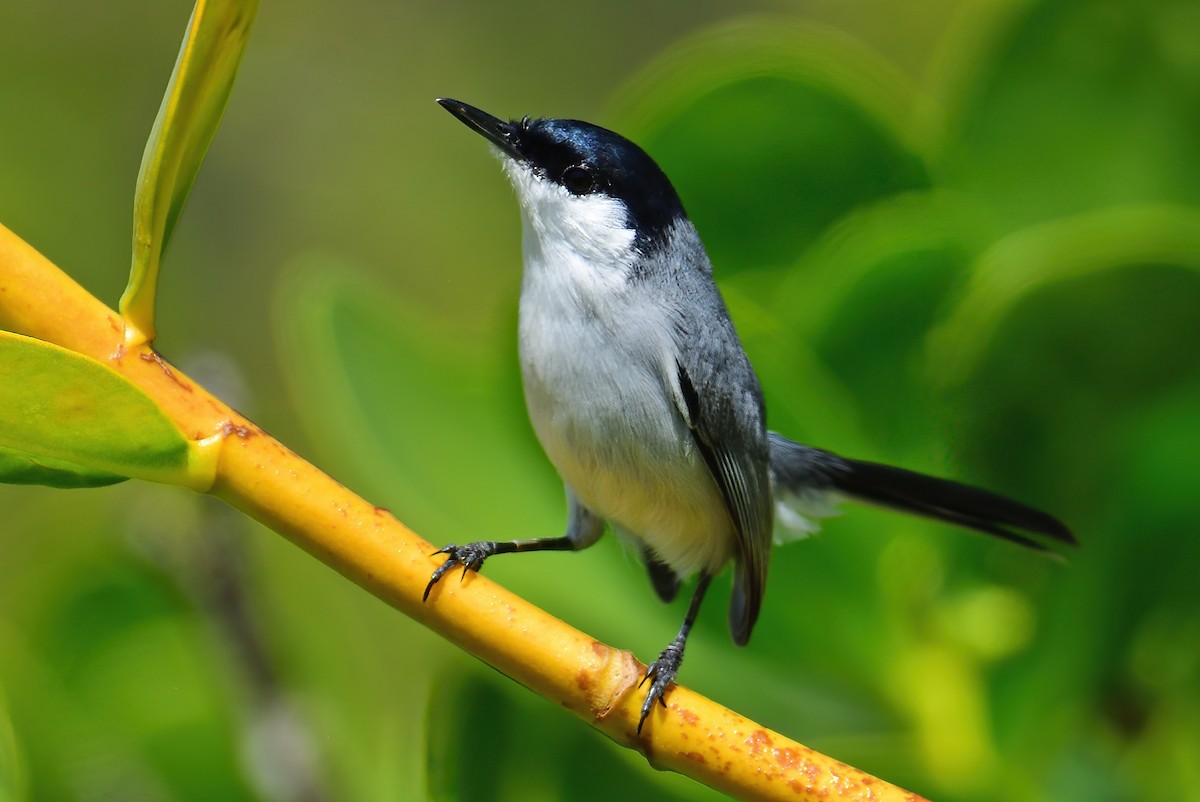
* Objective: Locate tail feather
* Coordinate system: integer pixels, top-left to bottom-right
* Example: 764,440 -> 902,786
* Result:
768,432 -> 1076,549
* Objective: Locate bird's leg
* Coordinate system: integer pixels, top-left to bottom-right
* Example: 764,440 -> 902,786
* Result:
638,571 -> 713,733
423,491 -> 604,601
422,536 -> 576,601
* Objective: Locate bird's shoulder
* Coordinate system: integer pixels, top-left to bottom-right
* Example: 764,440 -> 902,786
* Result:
634,224 -> 766,442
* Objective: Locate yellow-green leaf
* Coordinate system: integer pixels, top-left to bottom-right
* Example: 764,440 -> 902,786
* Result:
0,331 -> 217,489
120,0 -> 260,345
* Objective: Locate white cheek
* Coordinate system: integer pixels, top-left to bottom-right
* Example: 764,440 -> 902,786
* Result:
502,159 -> 636,274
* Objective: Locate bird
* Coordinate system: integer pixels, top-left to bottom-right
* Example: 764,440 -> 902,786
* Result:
423,97 -> 1075,733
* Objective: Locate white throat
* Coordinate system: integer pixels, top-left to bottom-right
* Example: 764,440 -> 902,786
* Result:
502,158 -> 637,294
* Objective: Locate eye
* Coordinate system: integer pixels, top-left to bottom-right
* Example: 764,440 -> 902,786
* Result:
562,165 -> 595,195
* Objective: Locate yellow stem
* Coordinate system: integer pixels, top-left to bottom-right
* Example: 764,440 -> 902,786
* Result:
0,221 -> 928,802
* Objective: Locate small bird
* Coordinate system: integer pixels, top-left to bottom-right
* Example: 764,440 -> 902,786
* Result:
425,98 -> 1075,733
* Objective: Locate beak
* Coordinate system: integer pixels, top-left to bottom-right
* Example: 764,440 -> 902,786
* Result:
437,98 -> 523,162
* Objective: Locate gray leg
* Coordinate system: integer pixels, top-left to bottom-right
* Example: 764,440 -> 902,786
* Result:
638,572 -> 713,733
422,487 -> 604,601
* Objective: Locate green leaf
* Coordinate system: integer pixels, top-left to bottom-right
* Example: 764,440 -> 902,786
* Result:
0,446 -> 126,489
940,0 -> 1200,227
119,0 -> 260,344
0,331 -> 216,489
757,189 -> 989,451
928,204 -> 1200,386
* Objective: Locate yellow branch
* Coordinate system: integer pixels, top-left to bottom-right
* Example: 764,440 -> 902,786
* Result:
0,221 -> 928,802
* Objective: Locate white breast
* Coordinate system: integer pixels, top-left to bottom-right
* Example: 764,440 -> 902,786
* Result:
506,161 -> 735,575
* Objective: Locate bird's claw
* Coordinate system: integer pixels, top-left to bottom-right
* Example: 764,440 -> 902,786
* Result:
637,640 -> 684,734
422,541 -> 496,601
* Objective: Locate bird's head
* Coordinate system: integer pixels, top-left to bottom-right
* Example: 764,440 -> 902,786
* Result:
437,98 -> 687,258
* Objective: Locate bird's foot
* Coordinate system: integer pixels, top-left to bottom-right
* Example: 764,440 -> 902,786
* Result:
422,541 -> 497,601
637,637 -> 685,733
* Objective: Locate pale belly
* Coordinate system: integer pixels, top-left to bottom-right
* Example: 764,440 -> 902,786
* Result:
522,355 -> 736,576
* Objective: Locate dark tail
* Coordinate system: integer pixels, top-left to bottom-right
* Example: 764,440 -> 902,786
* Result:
768,432 -> 1076,552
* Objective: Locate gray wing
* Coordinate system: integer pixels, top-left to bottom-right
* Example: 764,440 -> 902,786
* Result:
637,220 -> 774,644
672,311 -> 773,646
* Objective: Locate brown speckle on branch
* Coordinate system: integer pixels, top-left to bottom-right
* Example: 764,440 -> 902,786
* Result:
746,729 -> 774,755
776,747 -> 801,769
141,349 -> 193,392
221,421 -> 255,439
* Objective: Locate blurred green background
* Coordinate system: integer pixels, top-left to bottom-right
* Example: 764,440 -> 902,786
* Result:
3,0 -> 1199,800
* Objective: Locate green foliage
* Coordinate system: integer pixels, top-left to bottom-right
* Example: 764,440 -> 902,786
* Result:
0,332 -> 195,488
0,0 -> 251,489
2,0 -> 1198,800
0,683 -> 23,802
614,18 -> 931,273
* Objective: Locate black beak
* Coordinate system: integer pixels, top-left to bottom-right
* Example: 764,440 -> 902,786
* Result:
437,98 -> 522,161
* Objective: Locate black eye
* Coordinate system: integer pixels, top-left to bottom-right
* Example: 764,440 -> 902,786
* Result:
562,165 -> 595,195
